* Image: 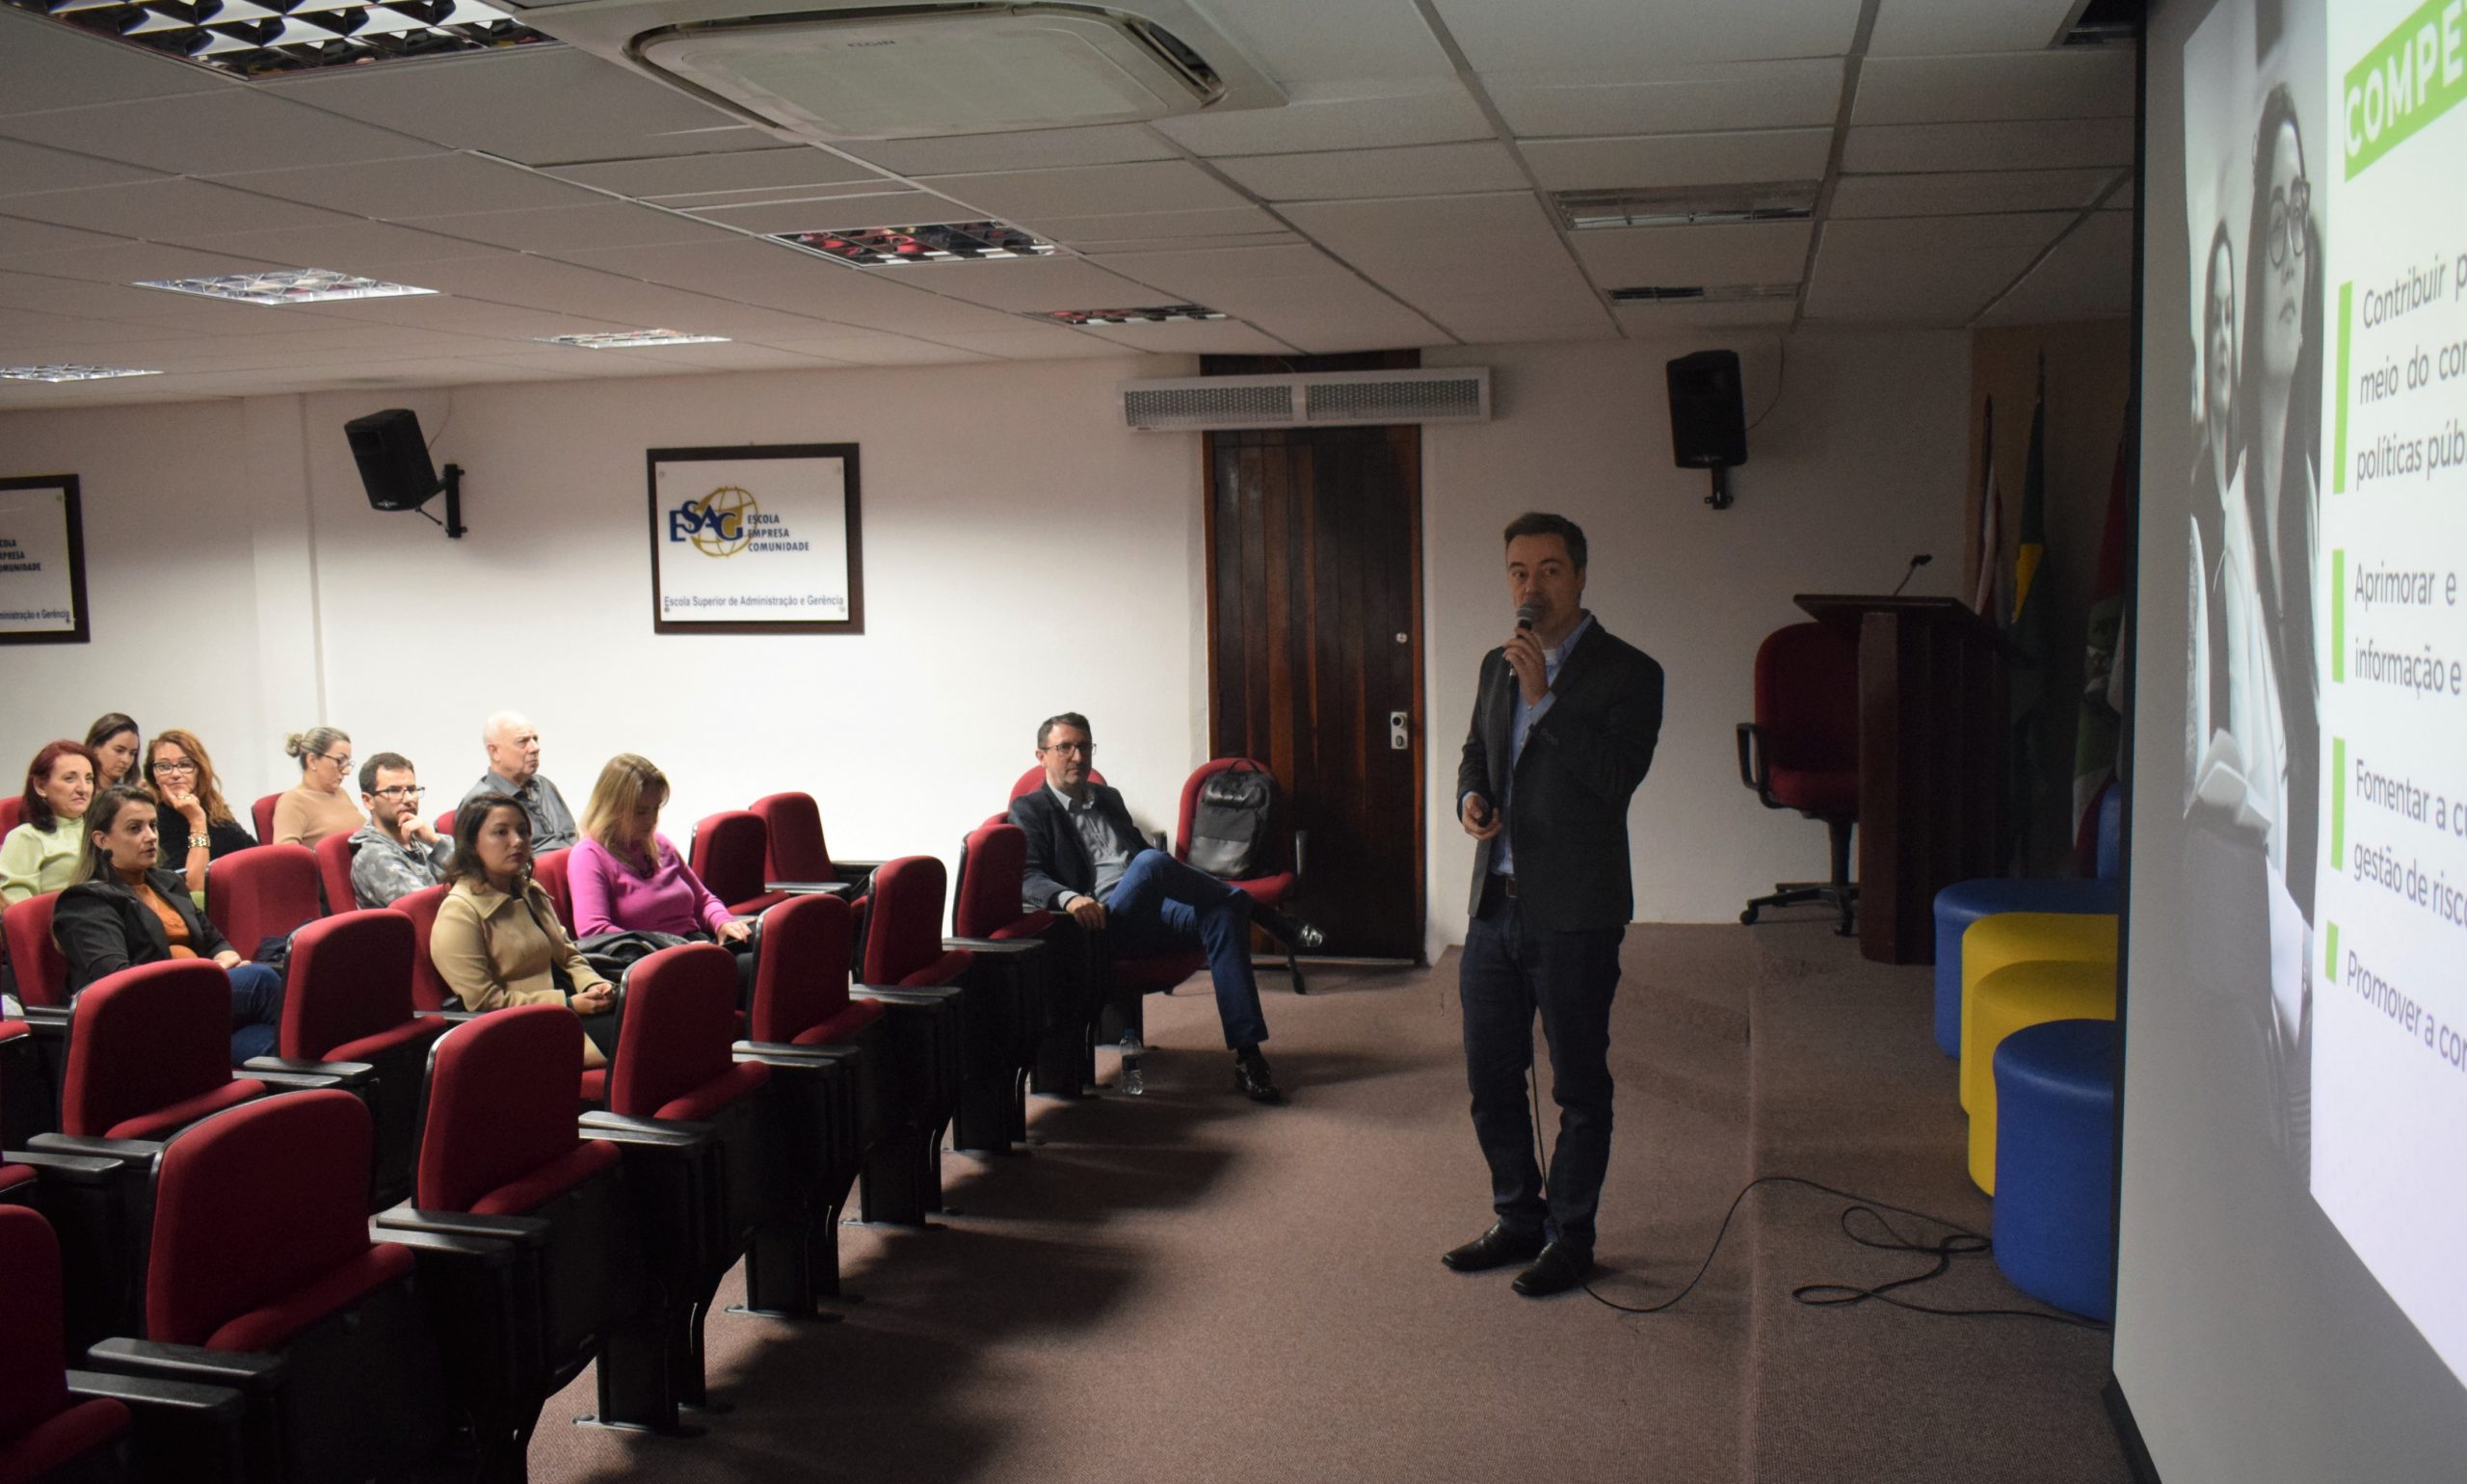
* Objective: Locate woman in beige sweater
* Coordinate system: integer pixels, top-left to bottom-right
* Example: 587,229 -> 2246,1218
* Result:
272,725 -> 365,848
429,794 -> 617,1065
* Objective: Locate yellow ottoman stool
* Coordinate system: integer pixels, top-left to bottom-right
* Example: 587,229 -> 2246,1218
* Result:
1959,912 -> 2118,1111
1964,959 -> 2117,1193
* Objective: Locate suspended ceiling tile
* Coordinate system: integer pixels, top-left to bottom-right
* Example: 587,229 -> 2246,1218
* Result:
1976,211 -> 2132,325
1092,242 -> 1351,294
920,326 -> 1134,359
1804,212 -> 2068,325
1212,142 -> 1526,200
275,298 -> 644,339
914,160 -> 1253,222
836,123 -> 1180,175
1021,204 -> 1287,243
1191,0 -> 1456,86
219,153 -> 611,221
1611,299 -> 1796,333
0,138 -> 167,197
0,9 -> 230,117
544,147 -> 889,199
661,183 -> 926,217
1831,168 -> 2120,219
1151,84 -> 1491,155
7,91 -> 444,178
0,177 -> 356,237
756,336 -> 997,366
163,220 -> 516,272
1232,280 -> 1451,351
1073,319 -> 1298,354
1488,59 -> 1844,137
1521,130 -> 1833,191
1427,0 -> 1862,73
1281,190 -> 1558,251
1060,230 -> 1302,254
4,242 -> 290,287
0,214 -> 136,255
395,202 -> 748,254
891,255 -> 1162,313
677,196 -> 966,237
1843,117 -> 2135,172
1453,320 -> 1622,345
1853,50 -> 2137,126
1867,0 -> 2091,57
256,46 -> 769,166
1569,221 -> 1813,289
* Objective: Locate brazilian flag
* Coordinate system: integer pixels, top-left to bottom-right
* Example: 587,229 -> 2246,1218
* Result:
2007,360 -> 2051,870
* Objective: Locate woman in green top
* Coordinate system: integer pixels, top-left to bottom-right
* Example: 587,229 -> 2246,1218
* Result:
2,740 -> 97,905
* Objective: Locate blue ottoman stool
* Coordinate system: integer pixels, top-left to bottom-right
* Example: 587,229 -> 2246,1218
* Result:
1932,877 -> 2122,1056
1992,1018 -> 2120,1321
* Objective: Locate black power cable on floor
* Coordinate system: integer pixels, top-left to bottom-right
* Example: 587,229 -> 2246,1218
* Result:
1525,1069 -> 2108,1330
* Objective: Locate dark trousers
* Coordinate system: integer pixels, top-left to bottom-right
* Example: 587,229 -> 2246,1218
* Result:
1103,849 -> 1268,1049
228,961 -> 285,1063
1459,877 -> 1624,1253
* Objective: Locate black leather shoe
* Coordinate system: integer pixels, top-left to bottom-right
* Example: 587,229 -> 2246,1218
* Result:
1233,1047 -> 1284,1103
1511,1241 -> 1595,1297
1257,909 -> 1325,952
1440,1223 -> 1547,1273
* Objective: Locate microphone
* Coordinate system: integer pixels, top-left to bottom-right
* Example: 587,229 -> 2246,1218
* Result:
1515,602 -> 1540,631
1889,553 -> 1932,597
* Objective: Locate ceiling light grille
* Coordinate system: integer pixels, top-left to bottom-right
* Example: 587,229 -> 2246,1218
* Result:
1040,305 -> 1224,326
11,0 -> 553,76
134,268 -> 438,304
775,221 -> 1057,267
1609,283 -> 1799,305
536,330 -> 731,348
1122,368 -> 1491,432
1554,184 -> 1819,231
0,364 -> 163,382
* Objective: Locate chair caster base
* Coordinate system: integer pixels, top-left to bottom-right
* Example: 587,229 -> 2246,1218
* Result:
572,1416 -> 707,1439
726,1302 -> 844,1323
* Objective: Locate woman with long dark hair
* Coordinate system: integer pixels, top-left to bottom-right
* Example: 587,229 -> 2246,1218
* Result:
83,714 -> 142,792
428,795 -> 617,1066
144,729 -> 256,902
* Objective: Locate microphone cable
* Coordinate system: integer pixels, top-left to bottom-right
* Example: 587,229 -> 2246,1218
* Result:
1523,1066 -> 2108,1329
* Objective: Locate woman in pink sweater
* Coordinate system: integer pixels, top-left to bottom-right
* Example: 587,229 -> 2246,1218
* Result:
569,754 -> 754,945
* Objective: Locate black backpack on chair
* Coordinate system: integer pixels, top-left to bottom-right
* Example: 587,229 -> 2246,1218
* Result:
1187,762 -> 1278,880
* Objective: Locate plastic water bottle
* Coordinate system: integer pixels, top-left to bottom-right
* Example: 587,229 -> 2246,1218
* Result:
1120,1032 -> 1146,1097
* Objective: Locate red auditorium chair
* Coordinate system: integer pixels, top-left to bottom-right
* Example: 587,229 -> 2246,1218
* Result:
265,911 -> 446,1209
82,1091 -> 484,1482
950,821 -> 1070,1132
0,1017 -> 46,1147
1175,756 -> 1308,993
749,791 -> 883,901
597,943 -> 780,1404
393,885 -> 458,1014
0,1206 -> 138,1481
843,858 -> 981,1225
313,832 -> 358,915
1736,621 -> 1862,936
1007,767 -> 1205,1054
204,843 -> 321,962
3,893 -> 66,1013
251,793 -> 280,847
689,810 -> 787,916
377,1005 -> 696,1467
434,808 -> 457,836
4,895 -> 73,1143
530,848 -> 576,934
0,796 -> 19,835
741,893 -> 875,1309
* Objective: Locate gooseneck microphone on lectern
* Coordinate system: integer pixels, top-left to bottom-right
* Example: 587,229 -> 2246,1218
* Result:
1516,602 -> 1541,631
1889,553 -> 1932,597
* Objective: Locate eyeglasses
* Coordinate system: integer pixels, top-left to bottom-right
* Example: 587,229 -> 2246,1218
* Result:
371,784 -> 426,800
152,759 -> 198,777
320,752 -> 354,769
2268,179 -> 2310,267
1042,741 -> 1095,756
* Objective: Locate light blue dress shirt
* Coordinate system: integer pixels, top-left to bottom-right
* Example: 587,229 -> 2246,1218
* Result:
1487,612 -> 1592,877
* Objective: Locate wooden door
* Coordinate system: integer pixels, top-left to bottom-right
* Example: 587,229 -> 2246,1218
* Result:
1206,424 -> 1424,961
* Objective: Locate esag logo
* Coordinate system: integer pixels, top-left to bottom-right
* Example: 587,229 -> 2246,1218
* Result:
667,487 -> 758,558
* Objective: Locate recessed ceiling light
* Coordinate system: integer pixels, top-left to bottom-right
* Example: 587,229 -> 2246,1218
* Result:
1608,283 -> 1799,305
534,330 -> 734,349
1555,184 -> 1820,231
0,364 -> 164,382
774,221 -> 1057,268
133,268 -> 439,305
13,0 -> 553,76
1039,305 -> 1227,327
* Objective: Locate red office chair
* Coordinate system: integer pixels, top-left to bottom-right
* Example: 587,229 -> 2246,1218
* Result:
251,793 -> 280,847
690,810 -> 785,916
205,843 -> 320,961
0,1206 -> 134,1480
313,832 -> 358,915
1175,756 -> 1307,993
742,892 -> 876,1309
4,894 -> 66,1011
1737,621 -> 1861,935
394,886 -> 456,1014
380,1005 -> 685,1461
0,797 -> 21,835
83,1091 -> 453,1482
529,849 -> 575,935
750,791 -> 881,899
1006,768 -> 1204,1050
433,808 -> 456,836
602,944 -> 772,1405
275,911 -> 445,1209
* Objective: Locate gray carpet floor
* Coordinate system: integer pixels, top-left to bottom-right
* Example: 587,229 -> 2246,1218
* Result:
523,917 -> 2132,1484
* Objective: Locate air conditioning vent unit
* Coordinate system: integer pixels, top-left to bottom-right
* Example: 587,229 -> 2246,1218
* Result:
1120,368 -> 1491,432
491,0 -> 1284,142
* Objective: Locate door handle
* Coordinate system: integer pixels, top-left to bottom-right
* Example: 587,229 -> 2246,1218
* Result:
1389,711 -> 1409,751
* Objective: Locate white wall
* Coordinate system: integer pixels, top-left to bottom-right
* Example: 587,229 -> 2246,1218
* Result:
2,330 -> 1972,951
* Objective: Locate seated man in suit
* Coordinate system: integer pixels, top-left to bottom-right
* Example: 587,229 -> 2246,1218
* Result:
1010,712 -> 1319,1103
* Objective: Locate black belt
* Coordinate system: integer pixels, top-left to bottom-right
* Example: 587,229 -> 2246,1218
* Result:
1487,872 -> 1518,901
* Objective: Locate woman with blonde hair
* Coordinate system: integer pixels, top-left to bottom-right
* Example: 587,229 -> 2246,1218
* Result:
272,725 -> 363,848
570,754 -> 753,946
145,729 -> 256,901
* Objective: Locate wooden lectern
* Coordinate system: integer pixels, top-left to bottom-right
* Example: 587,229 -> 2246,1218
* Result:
1794,595 -> 2018,965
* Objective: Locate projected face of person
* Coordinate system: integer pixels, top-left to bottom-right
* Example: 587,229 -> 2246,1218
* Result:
2205,236 -> 2237,454
2261,119 -> 2307,385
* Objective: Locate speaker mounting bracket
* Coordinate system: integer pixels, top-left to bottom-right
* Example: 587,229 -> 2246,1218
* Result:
1705,464 -> 1734,511
438,464 -> 466,540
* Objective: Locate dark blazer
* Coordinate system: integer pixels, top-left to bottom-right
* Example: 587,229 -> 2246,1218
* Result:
52,867 -> 237,994
1457,617 -> 1665,932
1009,783 -> 1151,913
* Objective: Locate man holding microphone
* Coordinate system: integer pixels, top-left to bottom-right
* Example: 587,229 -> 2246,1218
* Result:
1444,512 -> 1665,1297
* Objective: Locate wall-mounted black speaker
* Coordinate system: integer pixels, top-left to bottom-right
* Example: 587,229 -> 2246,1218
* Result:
1666,350 -> 1749,469
343,409 -> 440,511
